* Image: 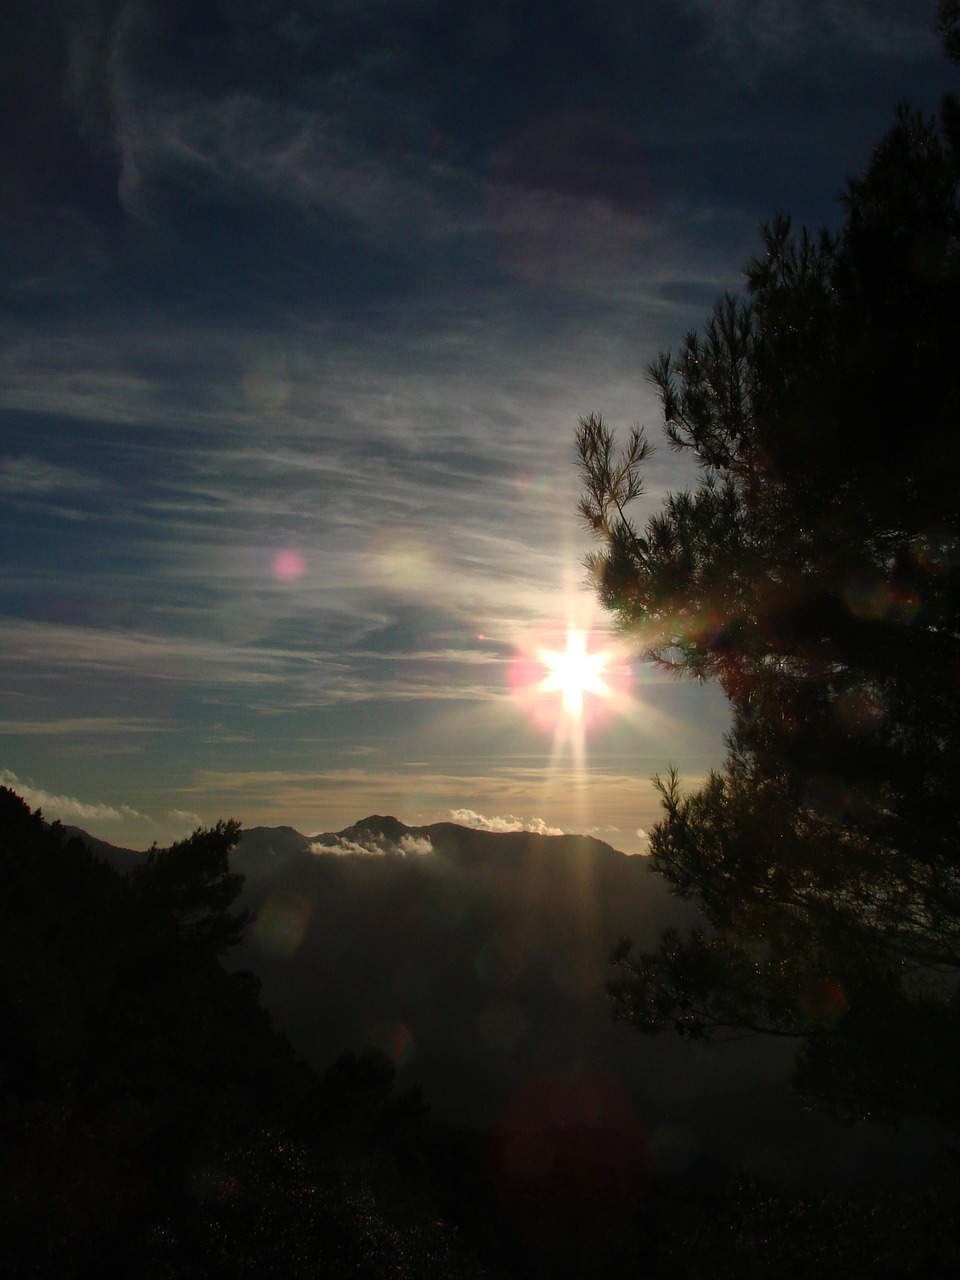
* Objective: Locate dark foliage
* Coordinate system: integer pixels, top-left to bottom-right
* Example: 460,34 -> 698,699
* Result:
578,56 -> 960,1130
642,1180 -> 960,1280
4,792 -> 957,1277
0,787 -> 481,1279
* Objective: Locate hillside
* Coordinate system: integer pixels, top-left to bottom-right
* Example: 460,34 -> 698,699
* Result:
229,815 -> 941,1191
51,810 -> 947,1192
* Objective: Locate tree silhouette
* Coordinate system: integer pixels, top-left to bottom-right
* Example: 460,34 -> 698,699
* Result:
577,66 -> 960,1129
0,788 -> 481,1278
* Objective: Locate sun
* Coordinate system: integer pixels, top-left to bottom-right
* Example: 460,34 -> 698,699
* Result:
507,619 -> 631,741
505,617 -> 634,836
538,629 -> 612,721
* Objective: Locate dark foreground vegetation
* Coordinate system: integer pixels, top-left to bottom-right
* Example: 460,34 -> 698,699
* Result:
3,787 -> 958,1278
580,0 -> 960,1144
0,786 -> 484,1279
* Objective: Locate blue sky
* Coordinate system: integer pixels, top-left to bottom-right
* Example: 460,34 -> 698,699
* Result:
0,1 -> 948,850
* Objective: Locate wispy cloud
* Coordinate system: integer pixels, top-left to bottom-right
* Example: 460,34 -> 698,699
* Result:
0,769 -> 210,848
0,768 -> 149,825
0,616 -> 511,709
0,455 -> 106,496
118,92 -> 463,246
0,279 -> 707,738
170,808 -> 203,828
678,0 -> 935,67
0,717 -> 161,736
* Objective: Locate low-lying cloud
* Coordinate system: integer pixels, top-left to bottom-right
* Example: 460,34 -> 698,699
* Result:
309,832 -> 434,858
450,808 -> 564,837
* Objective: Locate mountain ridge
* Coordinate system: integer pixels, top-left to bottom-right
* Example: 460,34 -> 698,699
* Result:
55,808 -> 941,1189
313,813 -> 624,862
61,813 -> 629,867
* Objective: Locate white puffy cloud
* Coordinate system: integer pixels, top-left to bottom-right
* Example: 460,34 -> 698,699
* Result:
398,833 -> 433,856
449,808 -> 564,837
310,837 -> 386,857
309,832 -> 433,857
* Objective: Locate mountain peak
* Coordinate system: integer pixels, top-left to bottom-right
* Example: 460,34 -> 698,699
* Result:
338,815 -> 409,843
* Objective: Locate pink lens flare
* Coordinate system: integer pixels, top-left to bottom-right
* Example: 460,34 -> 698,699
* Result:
272,549 -> 306,581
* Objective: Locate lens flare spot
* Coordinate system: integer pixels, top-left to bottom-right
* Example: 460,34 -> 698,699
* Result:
242,354 -> 291,412
842,574 -> 921,625
487,109 -> 654,285
476,999 -> 527,1055
800,977 -> 847,1024
273,549 -> 306,582
366,532 -> 437,594
803,775 -> 857,822
252,891 -> 311,956
833,684 -> 885,734
913,528 -> 960,574
513,473 -> 552,501
489,1072 -> 652,1224
367,1020 -> 416,1069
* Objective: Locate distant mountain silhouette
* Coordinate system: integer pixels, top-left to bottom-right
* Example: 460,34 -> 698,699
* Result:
321,813 -> 617,853
61,813 -> 942,1189
229,824 -> 315,881
60,824 -> 145,870
330,814 -> 414,846
230,816 -> 939,1189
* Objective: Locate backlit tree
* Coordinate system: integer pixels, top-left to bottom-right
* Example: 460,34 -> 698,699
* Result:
578,56 -> 960,1128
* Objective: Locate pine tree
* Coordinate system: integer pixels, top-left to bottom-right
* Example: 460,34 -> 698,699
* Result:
578,70 -> 960,1127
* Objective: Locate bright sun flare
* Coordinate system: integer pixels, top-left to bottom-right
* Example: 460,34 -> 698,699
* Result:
537,629 -> 612,720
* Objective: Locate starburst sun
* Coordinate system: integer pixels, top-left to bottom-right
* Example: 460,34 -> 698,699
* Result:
538,629 -> 613,721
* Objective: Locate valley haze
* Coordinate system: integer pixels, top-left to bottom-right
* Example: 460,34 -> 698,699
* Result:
67,811 -> 947,1194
